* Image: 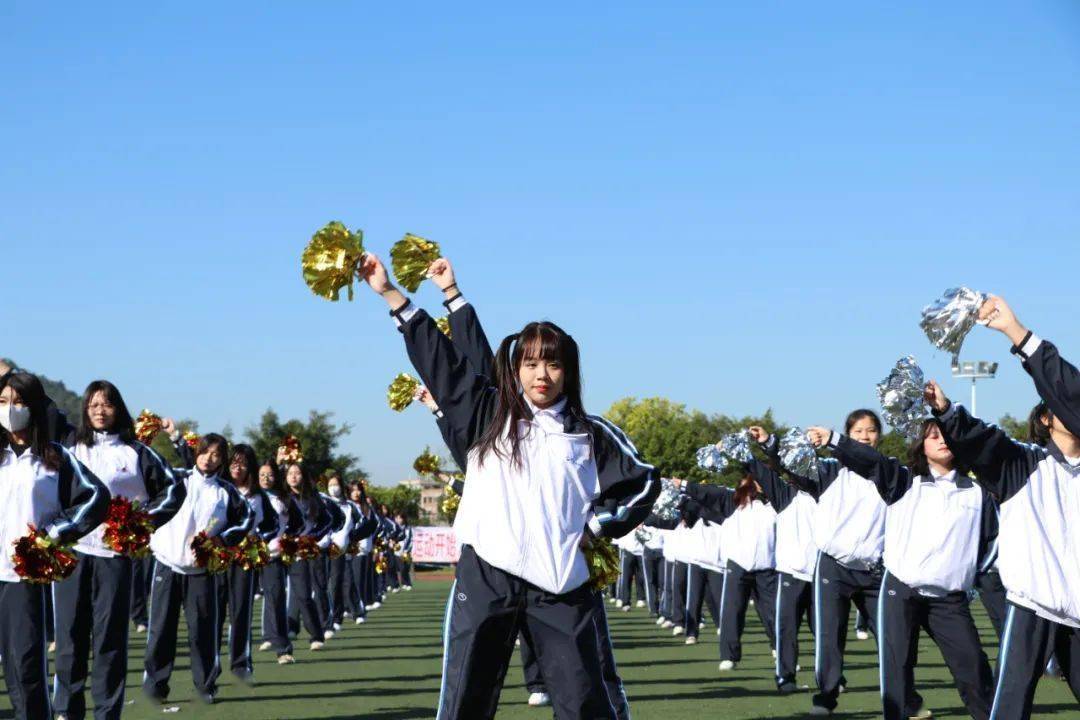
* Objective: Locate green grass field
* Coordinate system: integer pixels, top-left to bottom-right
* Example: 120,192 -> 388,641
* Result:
2,572 -> 1075,719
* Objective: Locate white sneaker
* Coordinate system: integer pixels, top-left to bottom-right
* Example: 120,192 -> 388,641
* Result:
621,605 -> 631,613
672,626 -> 685,636
324,630 -> 335,640
716,627 -> 722,636
718,660 -> 736,671
635,600 -> 645,608
404,585 -> 412,591
49,642 -> 56,653
661,620 -> 674,629
609,597 -> 618,605
685,636 -> 698,645
909,706 -> 933,719
838,684 -> 846,694
392,588 -> 400,594
277,654 -> 295,665
259,641 -> 273,652
614,599 -> 624,608
656,617 -> 666,626
342,611 -> 352,619
310,641 -> 325,651
808,705 -> 831,716
527,692 -> 551,707
856,630 -> 870,641
772,649 -> 778,659
515,638 -> 521,647
355,617 -> 365,625
333,623 -> 342,632
136,624 -> 148,634
370,602 -> 381,610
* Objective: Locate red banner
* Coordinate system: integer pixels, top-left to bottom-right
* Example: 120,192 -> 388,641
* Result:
412,526 -> 460,564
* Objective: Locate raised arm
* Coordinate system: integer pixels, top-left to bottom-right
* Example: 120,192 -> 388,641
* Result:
429,258 -> 496,379
819,431 -> 912,504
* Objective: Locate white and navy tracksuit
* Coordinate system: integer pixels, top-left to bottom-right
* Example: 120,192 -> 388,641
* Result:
53,435 -> 185,720
745,446 -> 818,694
215,485 -> 278,678
681,517 -> 725,639
683,483 -> 778,663
344,501 -> 378,618
398,522 -> 414,588
323,493 -> 357,628
286,493 -> 335,642
142,465 -> 252,701
831,433 -> 998,720
638,527 -> 664,617
0,442 -> 110,720
778,437 -> 925,714
262,491 -> 302,656
614,531 -> 645,607
351,505 -> 380,610
314,493 -> 346,631
937,334 -> 1080,718
390,295 -> 657,720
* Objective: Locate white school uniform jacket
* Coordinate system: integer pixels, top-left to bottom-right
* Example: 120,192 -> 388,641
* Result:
936,333 -> 1080,626
149,468 -> 252,575
0,443 -> 110,582
72,433 -> 186,558
325,494 -> 355,550
780,435 -> 887,571
683,518 -> 725,573
746,445 -> 819,582
615,530 -> 644,556
682,483 -> 776,573
391,299 -> 659,595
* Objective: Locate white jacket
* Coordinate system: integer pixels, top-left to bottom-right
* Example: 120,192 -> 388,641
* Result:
150,469 -> 251,575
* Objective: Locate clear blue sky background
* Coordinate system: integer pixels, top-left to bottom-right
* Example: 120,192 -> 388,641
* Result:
3,2 -> 1078,485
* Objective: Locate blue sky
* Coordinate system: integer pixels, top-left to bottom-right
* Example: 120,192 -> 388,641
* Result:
3,2 -> 1079,485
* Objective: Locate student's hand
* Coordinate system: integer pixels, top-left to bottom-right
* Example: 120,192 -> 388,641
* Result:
161,417 -> 178,441
428,258 -> 457,295
669,478 -> 684,490
414,386 -> 439,412
806,427 -> 832,448
924,381 -> 950,413
276,446 -> 288,465
360,254 -> 394,294
978,295 -> 1029,346
748,426 -> 769,444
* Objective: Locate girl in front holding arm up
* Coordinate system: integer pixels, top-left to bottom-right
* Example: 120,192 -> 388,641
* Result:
359,253 -> 658,720
928,295 -> 1080,718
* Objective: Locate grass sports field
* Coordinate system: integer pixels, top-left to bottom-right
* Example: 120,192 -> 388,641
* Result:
2,571 -> 1074,719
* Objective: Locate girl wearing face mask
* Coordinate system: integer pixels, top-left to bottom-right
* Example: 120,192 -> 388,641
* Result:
257,461 -> 301,663
312,478 -> 346,635
774,411 -> 925,718
0,373 -> 110,720
360,253 -> 658,720
321,474 -> 355,632
806,416 -> 997,720
143,432 -> 253,705
283,462 -> 335,650
214,444 -> 279,684
52,380 -> 187,720
930,296 -> 1080,718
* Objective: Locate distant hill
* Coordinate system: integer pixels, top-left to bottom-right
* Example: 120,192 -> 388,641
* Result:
0,357 -> 84,420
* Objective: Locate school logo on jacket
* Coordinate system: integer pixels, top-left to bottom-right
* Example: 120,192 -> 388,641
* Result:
457,592 -> 467,602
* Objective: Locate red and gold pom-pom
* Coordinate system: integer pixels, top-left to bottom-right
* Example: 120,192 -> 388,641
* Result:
103,497 -> 154,558
346,541 -> 360,556
11,525 -> 79,584
296,536 -> 321,561
231,534 -> 270,571
190,531 -> 230,574
327,544 -> 344,560
277,534 -> 299,565
374,552 -> 387,575
183,431 -> 200,450
277,435 -> 303,465
134,410 -> 164,444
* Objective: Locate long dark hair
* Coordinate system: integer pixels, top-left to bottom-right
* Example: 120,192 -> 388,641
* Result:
228,443 -> 259,491
844,409 -> 883,435
76,380 -> 136,446
1028,402 -> 1052,447
733,472 -> 760,508
261,461 -> 289,501
194,433 -> 229,477
907,418 -> 967,477
286,462 -> 317,499
0,372 -> 63,471
473,321 -> 587,468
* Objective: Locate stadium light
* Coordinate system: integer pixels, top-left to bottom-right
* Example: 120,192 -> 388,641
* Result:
951,359 -> 998,416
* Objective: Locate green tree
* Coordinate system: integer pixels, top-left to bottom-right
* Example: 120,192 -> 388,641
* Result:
998,413 -> 1028,441
366,484 -> 421,525
150,418 -> 199,467
245,409 -> 366,487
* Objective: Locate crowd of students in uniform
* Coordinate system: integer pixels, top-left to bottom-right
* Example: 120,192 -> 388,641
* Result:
3,246 -> 1078,720
0,371 -> 416,720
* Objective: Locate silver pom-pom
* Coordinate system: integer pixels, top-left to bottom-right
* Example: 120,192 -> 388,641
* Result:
920,287 -> 987,362
877,356 -> 929,441
696,444 -> 729,473
778,427 -> 820,481
651,478 -> 682,521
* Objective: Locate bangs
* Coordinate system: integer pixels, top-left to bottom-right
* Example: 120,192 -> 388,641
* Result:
517,324 -> 569,363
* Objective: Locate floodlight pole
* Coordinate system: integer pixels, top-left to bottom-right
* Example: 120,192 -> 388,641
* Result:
951,360 -> 999,417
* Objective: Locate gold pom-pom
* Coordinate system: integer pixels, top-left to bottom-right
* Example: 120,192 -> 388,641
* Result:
301,221 -> 366,301
134,409 -> 163,444
388,373 -> 420,412
278,435 -> 303,465
441,485 -> 460,521
390,233 -> 441,293
436,315 -> 452,338
583,536 -> 621,591
413,448 -> 442,476
183,431 -> 200,449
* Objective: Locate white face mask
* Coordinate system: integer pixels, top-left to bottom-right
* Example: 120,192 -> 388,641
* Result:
328,485 -> 343,498
0,405 -> 31,433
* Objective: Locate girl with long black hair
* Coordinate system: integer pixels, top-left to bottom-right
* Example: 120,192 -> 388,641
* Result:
258,460 -> 301,663
0,372 -> 110,720
53,380 -> 186,720
216,443 -> 279,683
284,462 -> 335,650
360,252 -> 657,719
802,418 -> 997,719
929,295 -> 1080,718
